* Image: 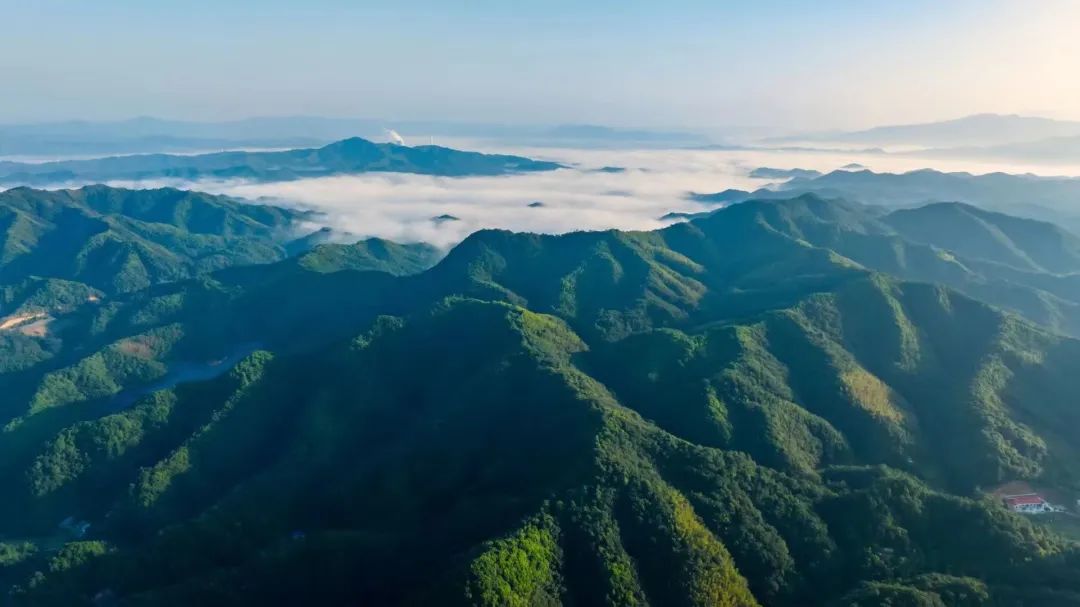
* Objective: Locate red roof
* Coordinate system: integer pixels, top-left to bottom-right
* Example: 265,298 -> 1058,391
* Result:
1005,495 -> 1046,507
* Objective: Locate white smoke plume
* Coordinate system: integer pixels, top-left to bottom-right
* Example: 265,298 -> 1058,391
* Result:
385,129 -> 406,146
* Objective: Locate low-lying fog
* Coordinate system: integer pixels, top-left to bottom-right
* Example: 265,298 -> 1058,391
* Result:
7,140 -> 1080,249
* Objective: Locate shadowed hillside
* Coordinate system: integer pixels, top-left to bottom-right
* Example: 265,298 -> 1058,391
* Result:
1,193 -> 1079,605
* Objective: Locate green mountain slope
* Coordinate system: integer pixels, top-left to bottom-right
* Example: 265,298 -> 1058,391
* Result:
0,137 -> 563,186
6,297 -> 1079,606
1,194 -> 1079,605
884,202 -> 1080,274
0,186 -> 306,295
697,168 -> 1080,234
285,237 -> 442,276
0,186 -> 439,303
679,194 -> 1080,337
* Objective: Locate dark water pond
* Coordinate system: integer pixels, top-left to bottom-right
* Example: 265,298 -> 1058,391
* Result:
109,343 -> 262,411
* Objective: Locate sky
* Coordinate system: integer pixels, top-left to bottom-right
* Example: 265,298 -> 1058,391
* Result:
2,0 -> 1079,130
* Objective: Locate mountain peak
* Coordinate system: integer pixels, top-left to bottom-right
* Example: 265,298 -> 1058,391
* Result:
6,185 -> 1080,605
0,137 -> 560,186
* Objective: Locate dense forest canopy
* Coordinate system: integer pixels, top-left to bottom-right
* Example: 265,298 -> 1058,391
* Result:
0,137 -> 563,187
1,185 -> 1079,606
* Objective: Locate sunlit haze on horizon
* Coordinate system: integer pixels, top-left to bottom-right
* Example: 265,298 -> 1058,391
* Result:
2,0 -> 1079,131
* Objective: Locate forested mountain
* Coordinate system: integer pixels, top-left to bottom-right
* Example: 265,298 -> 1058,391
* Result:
1,192 -> 1079,605
0,185 -> 442,296
0,184 -> 440,340
0,185 -> 314,302
0,138 -> 562,186
699,168 -> 1080,234
883,202 -> 1080,274
676,195 -> 1080,337
783,169 -> 1080,215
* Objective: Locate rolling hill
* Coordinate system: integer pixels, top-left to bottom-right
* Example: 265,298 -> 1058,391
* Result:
883,202 -> 1080,275
679,194 -> 1080,337
0,137 -> 563,187
0,185 -> 440,330
696,168 -> 1080,235
1,193 -> 1079,605
0,185 -> 317,298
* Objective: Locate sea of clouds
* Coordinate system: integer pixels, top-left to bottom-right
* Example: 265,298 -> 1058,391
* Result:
7,140 -> 1080,249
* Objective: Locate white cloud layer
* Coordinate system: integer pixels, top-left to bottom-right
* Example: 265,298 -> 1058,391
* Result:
8,143 -> 1080,250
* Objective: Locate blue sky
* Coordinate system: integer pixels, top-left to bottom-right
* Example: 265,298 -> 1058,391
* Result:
2,0 -> 1078,129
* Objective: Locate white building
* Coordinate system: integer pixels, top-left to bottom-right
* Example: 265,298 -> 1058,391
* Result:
1003,494 -> 1052,514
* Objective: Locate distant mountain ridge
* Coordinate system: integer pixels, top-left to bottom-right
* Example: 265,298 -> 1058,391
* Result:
884,202 -> 1080,274
0,116 -> 380,157
769,113 -> 1080,148
0,185 -> 311,295
695,167 -> 1080,234
0,116 -> 380,141
0,186 -> 443,313
918,134 -> 1080,164
0,116 -> 710,156
539,123 -> 708,147
678,192 -> 1080,337
0,137 -> 563,186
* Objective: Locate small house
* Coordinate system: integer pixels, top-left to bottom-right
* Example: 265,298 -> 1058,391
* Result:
1003,494 -> 1052,514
